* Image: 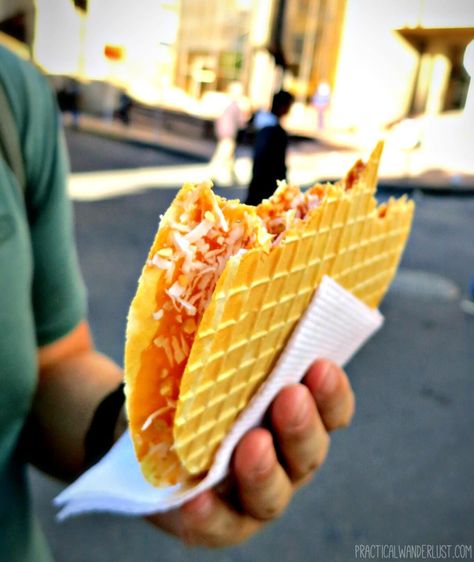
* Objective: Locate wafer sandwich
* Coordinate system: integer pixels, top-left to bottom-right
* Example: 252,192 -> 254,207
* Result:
124,142 -> 414,486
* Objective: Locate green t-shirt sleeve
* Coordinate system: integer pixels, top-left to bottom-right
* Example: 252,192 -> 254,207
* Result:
29,119 -> 87,347
5,52 -> 87,346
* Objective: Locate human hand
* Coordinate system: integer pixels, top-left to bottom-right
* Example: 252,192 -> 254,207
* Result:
148,358 -> 355,547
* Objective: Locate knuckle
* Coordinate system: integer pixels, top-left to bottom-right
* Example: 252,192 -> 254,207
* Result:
294,470 -> 316,489
179,509 -> 212,539
255,506 -> 283,521
291,436 -> 330,481
252,495 -> 289,522
240,459 -> 276,489
323,393 -> 355,430
311,431 -> 331,469
246,466 -> 274,487
244,471 -> 293,522
339,412 -> 353,428
284,421 -> 312,441
181,510 -> 251,548
193,526 -> 252,548
337,392 -> 356,428
281,416 -> 317,447
346,392 -> 356,422
179,521 -> 222,548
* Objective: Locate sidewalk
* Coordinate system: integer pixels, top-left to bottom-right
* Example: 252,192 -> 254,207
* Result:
70,114 -> 215,161
69,113 -> 474,195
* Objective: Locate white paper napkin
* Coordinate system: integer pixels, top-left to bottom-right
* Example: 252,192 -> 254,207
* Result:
55,276 -> 383,520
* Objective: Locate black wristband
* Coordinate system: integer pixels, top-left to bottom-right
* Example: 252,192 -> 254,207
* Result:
84,382 -> 125,470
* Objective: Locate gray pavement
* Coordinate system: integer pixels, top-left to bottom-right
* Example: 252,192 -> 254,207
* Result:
31,134 -> 474,561
65,129 -> 193,173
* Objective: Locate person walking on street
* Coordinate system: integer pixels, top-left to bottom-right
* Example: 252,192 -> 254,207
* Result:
246,90 -> 294,205
209,83 -> 246,186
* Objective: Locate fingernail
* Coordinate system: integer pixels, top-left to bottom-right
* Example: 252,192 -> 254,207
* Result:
317,363 -> 338,396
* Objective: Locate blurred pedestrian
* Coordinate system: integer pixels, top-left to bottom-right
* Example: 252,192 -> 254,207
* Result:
116,92 -> 133,126
312,82 -> 331,131
57,77 -> 80,127
0,46 -> 355,560
246,90 -> 294,205
209,83 -> 245,185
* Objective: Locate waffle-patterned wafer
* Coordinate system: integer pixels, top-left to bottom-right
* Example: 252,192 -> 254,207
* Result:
173,143 -> 414,475
125,142 -> 414,485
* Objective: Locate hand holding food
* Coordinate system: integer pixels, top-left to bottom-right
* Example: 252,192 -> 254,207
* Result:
147,358 -> 354,547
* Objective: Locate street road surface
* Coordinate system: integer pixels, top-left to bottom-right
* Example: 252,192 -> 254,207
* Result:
65,128 -> 192,172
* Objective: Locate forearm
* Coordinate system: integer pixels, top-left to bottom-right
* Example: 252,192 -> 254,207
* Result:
23,350 -> 123,481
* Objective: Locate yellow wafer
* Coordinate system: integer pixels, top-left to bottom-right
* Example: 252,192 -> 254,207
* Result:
125,142 -> 415,485
173,143 -> 413,474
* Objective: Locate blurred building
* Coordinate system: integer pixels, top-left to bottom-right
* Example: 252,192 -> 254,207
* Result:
174,0 -> 474,130
329,0 -> 474,131
282,0 -> 346,99
175,0 -> 252,97
174,0 -> 346,109
0,0 -> 473,131
0,0 -> 180,109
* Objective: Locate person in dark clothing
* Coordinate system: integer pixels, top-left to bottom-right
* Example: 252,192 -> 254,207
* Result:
116,92 -> 133,125
246,90 -> 294,205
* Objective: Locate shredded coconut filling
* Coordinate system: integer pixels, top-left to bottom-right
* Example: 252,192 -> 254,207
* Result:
142,183 -> 322,440
141,189 -> 262,441
257,183 -> 323,239
148,184 -> 324,373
